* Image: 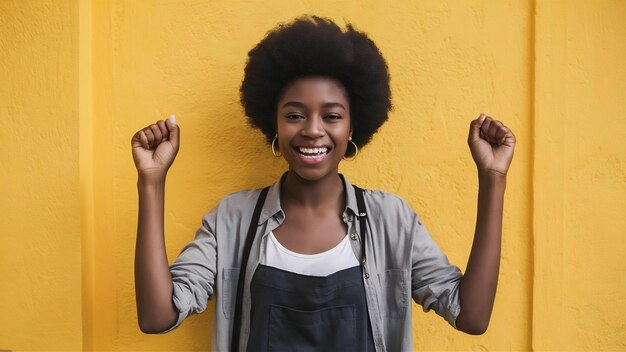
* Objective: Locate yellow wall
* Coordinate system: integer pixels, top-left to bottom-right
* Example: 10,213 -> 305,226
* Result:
533,2 -> 626,350
0,1 -> 623,351
0,1 -> 83,351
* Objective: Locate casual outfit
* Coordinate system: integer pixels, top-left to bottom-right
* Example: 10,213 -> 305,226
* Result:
165,174 -> 463,352
264,231 -> 360,276
260,231 -> 371,351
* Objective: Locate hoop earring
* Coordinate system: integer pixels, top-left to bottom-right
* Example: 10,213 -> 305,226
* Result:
343,138 -> 358,161
271,135 -> 282,157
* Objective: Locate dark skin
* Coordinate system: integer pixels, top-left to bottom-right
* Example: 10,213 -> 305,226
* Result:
131,76 -> 515,335
272,77 -> 351,254
274,174 -> 347,254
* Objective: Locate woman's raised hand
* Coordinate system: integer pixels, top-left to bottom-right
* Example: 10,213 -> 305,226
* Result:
131,115 -> 180,180
467,113 -> 516,177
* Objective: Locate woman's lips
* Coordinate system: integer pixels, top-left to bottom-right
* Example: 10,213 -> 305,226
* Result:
294,146 -> 330,164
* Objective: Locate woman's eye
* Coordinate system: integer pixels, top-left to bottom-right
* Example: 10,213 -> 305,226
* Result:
286,114 -> 304,120
325,114 -> 342,120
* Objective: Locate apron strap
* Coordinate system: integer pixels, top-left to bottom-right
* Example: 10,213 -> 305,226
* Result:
231,186 -> 270,352
352,185 -> 368,270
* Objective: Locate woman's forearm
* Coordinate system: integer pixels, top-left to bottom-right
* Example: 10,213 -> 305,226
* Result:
455,170 -> 506,334
134,174 -> 178,333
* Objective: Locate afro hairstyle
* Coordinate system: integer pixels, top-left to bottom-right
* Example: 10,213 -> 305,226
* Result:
240,15 -> 392,156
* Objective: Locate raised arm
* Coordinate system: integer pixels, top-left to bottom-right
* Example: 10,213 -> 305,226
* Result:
131,116 -> 180,333
455,114 -> 516,335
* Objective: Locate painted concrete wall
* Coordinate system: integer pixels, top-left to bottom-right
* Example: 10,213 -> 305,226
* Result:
0,1 -> 624,351
532,1 -> 626,350
0,1 -> 83,351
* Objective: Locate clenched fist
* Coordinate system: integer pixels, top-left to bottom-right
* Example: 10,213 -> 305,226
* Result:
131,115 -> 180,180
468,113 -> 516,177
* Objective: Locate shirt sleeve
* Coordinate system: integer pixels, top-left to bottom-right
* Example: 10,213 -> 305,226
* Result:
409,208 -> 463,329
160,207 -> 218,333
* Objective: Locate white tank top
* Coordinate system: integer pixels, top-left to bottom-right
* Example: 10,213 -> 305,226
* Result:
264,231 -> 360,276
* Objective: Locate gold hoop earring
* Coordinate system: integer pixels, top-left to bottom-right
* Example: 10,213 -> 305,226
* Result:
271,135 -> 282,157
343,138 -> 358,161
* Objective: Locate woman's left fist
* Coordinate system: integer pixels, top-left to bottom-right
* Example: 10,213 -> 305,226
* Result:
467,113 -> 516,177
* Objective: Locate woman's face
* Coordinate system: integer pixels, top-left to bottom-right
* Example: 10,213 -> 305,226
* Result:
276,76 -> 351,182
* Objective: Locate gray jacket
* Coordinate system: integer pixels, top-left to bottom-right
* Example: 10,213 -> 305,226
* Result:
165,174 -> 462,351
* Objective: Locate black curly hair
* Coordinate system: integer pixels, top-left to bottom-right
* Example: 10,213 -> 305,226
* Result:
240,15 -> 392,156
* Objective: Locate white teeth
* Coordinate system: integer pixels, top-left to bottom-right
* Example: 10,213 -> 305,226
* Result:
298,147 -> 328,155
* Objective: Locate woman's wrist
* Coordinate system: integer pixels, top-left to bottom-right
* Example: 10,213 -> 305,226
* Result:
137,169 -> 167,186
477,169 -> 507,194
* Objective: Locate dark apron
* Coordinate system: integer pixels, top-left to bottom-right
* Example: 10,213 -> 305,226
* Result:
231,183 -> 374,352
247,264 -> 375,351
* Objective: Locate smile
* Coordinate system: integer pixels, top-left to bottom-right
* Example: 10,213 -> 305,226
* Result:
295,146 -> 330,162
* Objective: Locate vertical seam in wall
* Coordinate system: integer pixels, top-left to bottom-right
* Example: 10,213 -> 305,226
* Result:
79,0 -> 94,350
529,0 -> 536,350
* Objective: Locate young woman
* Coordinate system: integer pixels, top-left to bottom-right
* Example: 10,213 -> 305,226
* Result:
132,16 -> 515,352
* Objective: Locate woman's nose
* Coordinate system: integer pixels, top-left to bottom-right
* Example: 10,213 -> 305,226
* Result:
301,116 -> 325,138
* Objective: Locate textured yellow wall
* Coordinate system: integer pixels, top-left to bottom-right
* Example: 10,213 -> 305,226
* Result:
1,1 -> 624,351
533,1 -> 626,351
0,1 -> 83,351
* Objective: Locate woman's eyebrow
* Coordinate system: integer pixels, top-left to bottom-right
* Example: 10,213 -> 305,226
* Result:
322,102 -> 346,110
281,101 -> 307,109
280,101 -> 346,110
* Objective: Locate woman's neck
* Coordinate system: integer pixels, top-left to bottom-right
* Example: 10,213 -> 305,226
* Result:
281,171 -> 345,209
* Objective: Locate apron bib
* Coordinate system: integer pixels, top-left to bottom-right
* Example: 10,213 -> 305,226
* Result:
247,264 -> 375,351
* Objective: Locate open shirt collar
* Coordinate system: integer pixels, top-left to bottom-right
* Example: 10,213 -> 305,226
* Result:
257,172 -> 360,225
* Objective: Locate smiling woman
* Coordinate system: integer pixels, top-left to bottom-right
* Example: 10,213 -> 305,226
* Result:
131,15 -> 515,352
276,77 -> 351,182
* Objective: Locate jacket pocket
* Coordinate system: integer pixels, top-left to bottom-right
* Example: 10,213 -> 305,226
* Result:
380,269 -> 409,319
222,268 -> 240,319
268,304 -> 356,352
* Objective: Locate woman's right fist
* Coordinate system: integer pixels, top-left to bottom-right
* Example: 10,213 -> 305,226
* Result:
131,115 -> 180,179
